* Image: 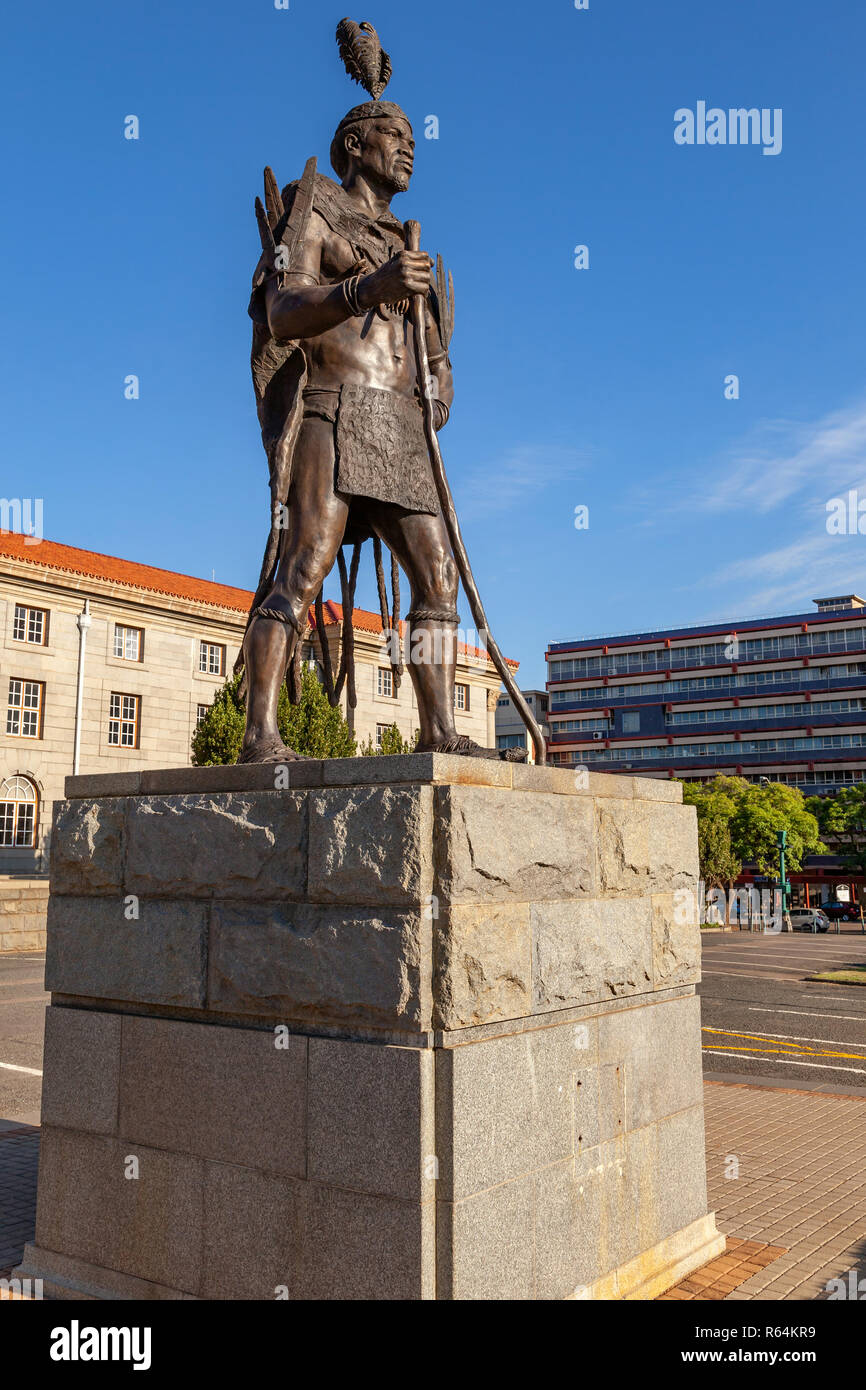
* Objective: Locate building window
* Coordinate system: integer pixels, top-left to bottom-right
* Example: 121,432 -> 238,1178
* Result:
622,711 -> 641,733
108,693 -> 140,748
196,703 -> 210,728
114,625 -> 143,661
377,667 -> 395,698
199,641 -> 226,676
375,723 -> 391,749
12,605 -> 48,646
455,683 -> 470,712
0,775 -> 38,848
497,733 -> 525,750
6,679 -> 43,738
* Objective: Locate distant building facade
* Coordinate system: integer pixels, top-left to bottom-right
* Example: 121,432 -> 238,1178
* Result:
545,595 -> 866,794
495,688 -> 549,762
0,534 -> 509,949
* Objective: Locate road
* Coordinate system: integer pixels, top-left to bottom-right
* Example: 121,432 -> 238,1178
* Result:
0,952 -> 48,1127
699,929 -> 866,1091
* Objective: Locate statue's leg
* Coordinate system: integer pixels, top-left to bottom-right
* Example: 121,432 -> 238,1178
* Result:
240,418 -> 349,764
366,505 -> 460,750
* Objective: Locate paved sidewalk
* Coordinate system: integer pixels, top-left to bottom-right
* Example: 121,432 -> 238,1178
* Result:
702,1080 -> 866,1299
0,1124 -> 39,1278
2,1083 -> 865,1297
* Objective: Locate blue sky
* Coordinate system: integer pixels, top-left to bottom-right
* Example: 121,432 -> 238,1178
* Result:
2,0 -> 865,687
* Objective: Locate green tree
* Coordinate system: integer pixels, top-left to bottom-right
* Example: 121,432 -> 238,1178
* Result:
681,777 -> 745,923
358,723 -> 420,756
729,781 -> 824,876
192,666 -> 356,765
806,783 -> 866,887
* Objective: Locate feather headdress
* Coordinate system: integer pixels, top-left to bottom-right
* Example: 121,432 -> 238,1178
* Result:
336,18 -> 392,101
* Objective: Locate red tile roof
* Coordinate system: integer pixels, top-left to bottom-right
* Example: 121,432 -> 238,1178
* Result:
0,534 -> 517,667
0,532 -> 252,611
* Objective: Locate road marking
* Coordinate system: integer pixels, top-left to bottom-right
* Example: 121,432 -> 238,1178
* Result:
703,1027 -> 866,1061
0,1061 -> 42,1076
701,969 -> 809,979
702,1049 -> 866,1076
703,1025 -> 866,1053
747,1007 -> 866,1023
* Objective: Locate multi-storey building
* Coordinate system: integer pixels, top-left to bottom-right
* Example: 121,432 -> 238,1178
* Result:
494,688 -> 550,761
545,595 -> 866,794
0,534 -> 508,950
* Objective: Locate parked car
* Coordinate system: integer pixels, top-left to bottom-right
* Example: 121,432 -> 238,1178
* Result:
822,901 -> 861,923
787,908 -> 830,933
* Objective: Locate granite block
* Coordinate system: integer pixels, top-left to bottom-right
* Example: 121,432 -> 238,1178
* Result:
202,1162 -> 301,1300
652,891 -> 701,988
120,1016 -> 307,1177
434,785 -> 595,904
531,897 -> 653,1012
35,1127 -> 204,1295
125,792 -> 307,899
437,1174 -> 534,1300
308,784 -> 433,906
596,798 -> 699,894
597,995 -> 703,1129
45,896 -> 207,1008
40,1006 -> 121,1135
433,901 -> 531,1029
208,901 -> 431,1029
307,1038 -> 434,1199
50,799 -> 124,895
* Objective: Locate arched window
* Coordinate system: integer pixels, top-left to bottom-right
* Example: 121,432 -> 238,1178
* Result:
0,775 -> 38,848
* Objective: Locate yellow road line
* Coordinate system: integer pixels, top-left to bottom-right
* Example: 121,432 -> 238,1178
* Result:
702,1026 -> 866,1061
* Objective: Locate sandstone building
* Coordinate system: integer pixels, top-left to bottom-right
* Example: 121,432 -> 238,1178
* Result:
0,534 -> 509,950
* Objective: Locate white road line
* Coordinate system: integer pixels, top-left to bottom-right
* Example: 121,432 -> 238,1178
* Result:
701,969 -> 808,978
705,1026 -> 866,1050
747,1007 -> 866,1023
702,1050 -> 866,1076
705,954 -> 866,964
0,1060 -> 42,1076
706,950 -> 866,961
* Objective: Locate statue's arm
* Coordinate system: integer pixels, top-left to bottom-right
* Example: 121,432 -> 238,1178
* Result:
266,213 -> 433,342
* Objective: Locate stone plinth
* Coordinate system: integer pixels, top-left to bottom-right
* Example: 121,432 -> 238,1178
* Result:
17,756 -> 722,1300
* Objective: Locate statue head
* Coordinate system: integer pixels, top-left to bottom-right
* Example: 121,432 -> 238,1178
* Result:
330,100 -> 415,194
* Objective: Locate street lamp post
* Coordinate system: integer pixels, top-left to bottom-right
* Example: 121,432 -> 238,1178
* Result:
777,829 -> 792,931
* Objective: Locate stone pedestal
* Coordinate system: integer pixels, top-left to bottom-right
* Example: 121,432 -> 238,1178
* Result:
17,756 -> 723,1300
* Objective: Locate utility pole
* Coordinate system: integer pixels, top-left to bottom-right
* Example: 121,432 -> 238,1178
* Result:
777,829 -> 792,931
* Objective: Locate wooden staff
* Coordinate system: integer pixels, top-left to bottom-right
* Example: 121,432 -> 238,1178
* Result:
404,220 -> 546,764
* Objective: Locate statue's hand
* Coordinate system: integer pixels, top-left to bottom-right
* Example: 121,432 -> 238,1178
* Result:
358,251 -> 433,310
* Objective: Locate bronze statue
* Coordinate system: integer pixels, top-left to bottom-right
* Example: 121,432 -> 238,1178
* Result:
238,18 -> 545,765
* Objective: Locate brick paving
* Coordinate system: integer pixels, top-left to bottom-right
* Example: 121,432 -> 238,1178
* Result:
658,1237 -> 788,1299
0,1125 -> 39,1279
700,1081 -> 866,1300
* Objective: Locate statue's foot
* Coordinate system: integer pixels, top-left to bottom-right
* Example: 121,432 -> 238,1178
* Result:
237,735 -> 310,766
416,734 -> 529,763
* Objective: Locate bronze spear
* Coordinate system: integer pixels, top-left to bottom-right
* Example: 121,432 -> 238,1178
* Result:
404,220 -> 546,765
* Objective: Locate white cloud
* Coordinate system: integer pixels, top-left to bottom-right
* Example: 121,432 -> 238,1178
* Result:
703,532 -> 866,619
456,443 -> 589,518
689,399 -> 866,515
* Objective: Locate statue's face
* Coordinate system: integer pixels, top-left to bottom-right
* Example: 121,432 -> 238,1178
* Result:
351,117 -> 415,193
